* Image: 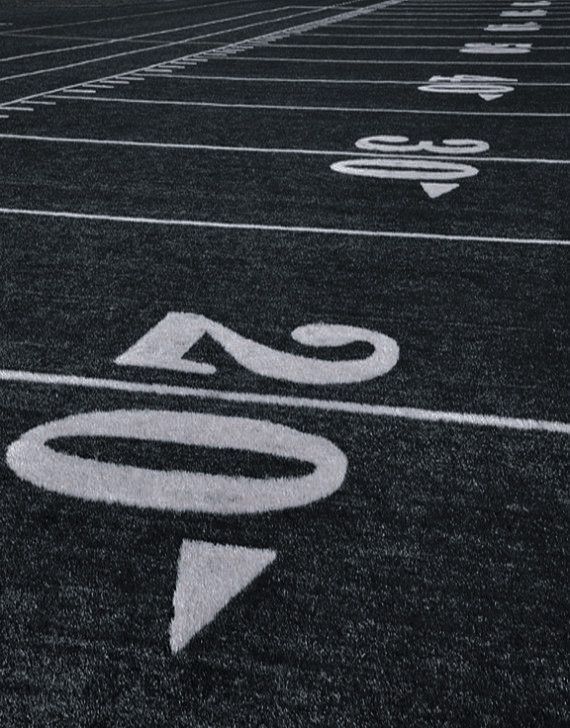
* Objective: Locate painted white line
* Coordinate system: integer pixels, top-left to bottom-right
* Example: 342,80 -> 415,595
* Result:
217,55 -> 570,66
325,23 -> 570,28
0,0 -> 400,96
341,10 -> 570,14
304,31 -> 570,36
304,30 -> 569,35
49,94 -> 570,118
0,208 -> 566,247
0,369 -> 568,435
3,106 -> 34,112
0,37 -> 146,63
259,42 -> 569,48
27,100 -> 57,105
0,6 -> 300,63
2,0 -> 280,35
0,133 -> 566,165
0,31 -> 168,45
137,72 -> 570,87
0,5 -> 346,84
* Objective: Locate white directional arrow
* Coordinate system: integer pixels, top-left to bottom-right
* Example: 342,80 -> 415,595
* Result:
420,182 -> 459,199
169,540 -> 276,653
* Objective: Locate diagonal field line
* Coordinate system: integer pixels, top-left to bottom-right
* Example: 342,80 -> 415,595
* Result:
0,6 -> 301,63
0,0 -> 407,106
0,7 -> 348,84
0,132 -> 568,165
0,0 -> 279,36
0,207 -> 566,247
0,369 -> 568,435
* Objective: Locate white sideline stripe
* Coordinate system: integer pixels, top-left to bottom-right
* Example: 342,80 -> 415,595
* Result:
0,207 -> 566,247
0,5 -> 345,84
134,72 -> 570,87
0,133 -> 566,165
0,0 -> 404,106
0,6 -> 298,62
1,369 -> 567,435
1,0 -> 281,35
49,95 -> 570,118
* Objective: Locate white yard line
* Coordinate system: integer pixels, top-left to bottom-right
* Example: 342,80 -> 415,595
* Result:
213,55 -> 570,65
0,133 -> 567,165
250,42 -> 569,48
299,32 -> 569,37
47,94 -> 570,117
0,207 -> 566,247
118,71 -> 570,86
1,369 -> 568,435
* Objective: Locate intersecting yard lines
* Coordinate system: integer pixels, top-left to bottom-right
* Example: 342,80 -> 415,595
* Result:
0,6 -> 297,63
0,0 -> 406,105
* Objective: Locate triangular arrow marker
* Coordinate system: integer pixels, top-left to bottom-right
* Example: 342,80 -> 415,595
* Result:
420,182 -> 460,199
479,93 -> 504,101
169,540 -> 276,654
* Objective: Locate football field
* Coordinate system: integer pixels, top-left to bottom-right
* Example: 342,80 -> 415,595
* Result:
0,0 -> 568,725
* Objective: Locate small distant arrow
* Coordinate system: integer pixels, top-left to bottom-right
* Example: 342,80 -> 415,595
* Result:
479,93 -> 505,101
421,182 -> 460,198
169,540 -> 276,654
